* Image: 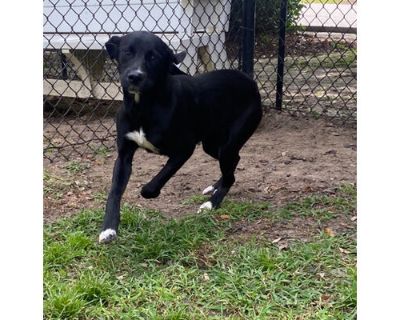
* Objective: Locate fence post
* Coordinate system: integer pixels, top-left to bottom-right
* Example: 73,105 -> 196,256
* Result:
276,0 -> 288,110
60,51 -> 68,80
241,0 -> 255,77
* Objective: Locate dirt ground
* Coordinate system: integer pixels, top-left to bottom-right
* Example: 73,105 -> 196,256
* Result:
44,111 -> 356,228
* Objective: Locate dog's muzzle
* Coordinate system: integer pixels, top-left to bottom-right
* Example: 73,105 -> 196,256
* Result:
127,70 -> 145,87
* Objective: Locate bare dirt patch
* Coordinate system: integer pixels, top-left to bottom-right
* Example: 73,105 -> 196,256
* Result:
44,111 -> 356,225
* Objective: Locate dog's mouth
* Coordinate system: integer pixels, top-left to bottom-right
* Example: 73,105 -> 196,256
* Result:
126,85 -> 141,103
127,85 -> 140,95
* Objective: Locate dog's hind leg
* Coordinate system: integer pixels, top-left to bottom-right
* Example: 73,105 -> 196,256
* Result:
201,140 -> 222,195
202,177 -> 221,195
141,147 -> 195,199
198,150 -> 240,212
198,105 -> 262,212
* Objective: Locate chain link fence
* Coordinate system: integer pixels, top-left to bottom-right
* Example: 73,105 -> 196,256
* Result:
43,0 -> 357,161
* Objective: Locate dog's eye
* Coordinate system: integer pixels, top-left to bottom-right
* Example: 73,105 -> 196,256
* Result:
125,49 -> 135,57
147,52 -> 157,61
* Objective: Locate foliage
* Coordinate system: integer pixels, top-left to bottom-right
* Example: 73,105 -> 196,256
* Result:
229,0 -> 304,37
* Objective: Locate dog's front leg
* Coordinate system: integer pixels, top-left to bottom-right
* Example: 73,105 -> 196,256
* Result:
99,142 -> 137,243
141,149 -> 195,199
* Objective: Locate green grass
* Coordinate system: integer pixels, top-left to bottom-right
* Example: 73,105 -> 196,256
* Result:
65,161 -> 89,174
44,186 -> 356,319
288,49 -> 357,71
44,170 -> 73,198
94,146 -> 112,157
301,0 -> 348,4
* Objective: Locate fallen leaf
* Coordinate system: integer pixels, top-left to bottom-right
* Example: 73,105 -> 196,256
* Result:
304,186 -> 313,192
272,237 -> 282,244
351,216 -> 357,221
278,243 -> 288,250
324,227 -> 336,237
203,273 -> 210,281
318,272 -> 325,279
339,247 -> 350,254
219,214 -> 230,220
321,294 -> 331,302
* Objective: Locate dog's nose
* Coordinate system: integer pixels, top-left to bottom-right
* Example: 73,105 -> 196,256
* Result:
127,70 -> 144,84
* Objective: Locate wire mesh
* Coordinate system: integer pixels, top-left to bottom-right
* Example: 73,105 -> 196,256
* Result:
43,0 -> 357,161
255,0 -> 357,121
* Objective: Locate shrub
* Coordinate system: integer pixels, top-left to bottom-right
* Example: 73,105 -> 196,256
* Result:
229,0 -> 304,36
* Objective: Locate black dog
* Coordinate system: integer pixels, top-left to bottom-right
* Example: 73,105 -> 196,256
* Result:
99,31 -> 262,243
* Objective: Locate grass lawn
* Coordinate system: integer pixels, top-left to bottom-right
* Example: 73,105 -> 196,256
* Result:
287,48 -> 357,71
301,0 -> 350,4
44,186 -> 356,319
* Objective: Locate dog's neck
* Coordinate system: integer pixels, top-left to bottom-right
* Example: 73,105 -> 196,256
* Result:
123,84 -> 169,110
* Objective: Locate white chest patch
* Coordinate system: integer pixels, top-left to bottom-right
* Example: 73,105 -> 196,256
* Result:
126,128 -> 160,154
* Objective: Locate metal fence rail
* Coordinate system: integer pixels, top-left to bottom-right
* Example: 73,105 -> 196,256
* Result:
43,0 -> 357,161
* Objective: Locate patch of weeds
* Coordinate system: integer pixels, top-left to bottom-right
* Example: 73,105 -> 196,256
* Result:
65,160 -> 89,174
257,33 -> 275,48
44,285 -> 86,319
331,41 -> 353,52
272,184 -> 356,223
310,110 -> 322,119
44,231 -> 94,270
301,0 -> 345,4
215,200 -> 269,221
338,183 -> 356,198
288,49 -> 357,71
93,191 -> 107,203
74,272 -> 114,305
43,170 -> 73,198
181,194 -> 208,205
94,145 -> 111,157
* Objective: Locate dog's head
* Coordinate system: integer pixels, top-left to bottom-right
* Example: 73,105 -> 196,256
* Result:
105,32 -> 186,94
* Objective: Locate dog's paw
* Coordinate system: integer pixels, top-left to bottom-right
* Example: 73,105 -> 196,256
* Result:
99,229 -> 117,244
141,184 -> 160,199
197,201 -> 213,213
202,185 -> 216,195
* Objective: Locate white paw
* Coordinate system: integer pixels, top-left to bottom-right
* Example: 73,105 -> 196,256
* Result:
197,201 -> 213,213
202,185 -> 215,195
98,229 -> 117,244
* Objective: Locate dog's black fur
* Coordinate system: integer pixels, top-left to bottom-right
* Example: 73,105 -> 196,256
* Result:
99,31 -> 262,243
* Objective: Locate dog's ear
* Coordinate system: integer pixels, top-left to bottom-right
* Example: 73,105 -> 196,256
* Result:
105,36 -> 121,60
173,51 -> 186,64
169,64 -> 187,75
